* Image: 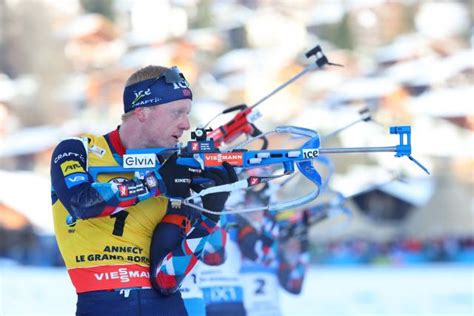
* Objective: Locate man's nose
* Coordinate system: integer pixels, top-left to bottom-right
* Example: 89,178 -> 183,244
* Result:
179,115 -> 190,130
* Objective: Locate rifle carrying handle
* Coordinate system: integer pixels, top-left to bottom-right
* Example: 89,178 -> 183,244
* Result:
222,104 -> 248,114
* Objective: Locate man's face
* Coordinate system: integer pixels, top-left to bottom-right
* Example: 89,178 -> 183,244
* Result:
142,99 -> 192,148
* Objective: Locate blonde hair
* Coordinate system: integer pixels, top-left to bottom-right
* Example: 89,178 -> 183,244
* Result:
125,65 -> 170,87
122,65 -> 170,121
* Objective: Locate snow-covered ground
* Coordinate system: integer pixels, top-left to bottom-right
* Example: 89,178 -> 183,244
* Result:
1,264 -> 472,315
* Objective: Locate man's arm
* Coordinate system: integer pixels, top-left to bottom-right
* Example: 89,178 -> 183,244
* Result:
201,226 -> 227,266
50,138 -> 157,219
277,238 -> 310,294
236,214 -> 278,265
277,211 -> 311,294
149,164 -> 237,294
149,209 -> 220,294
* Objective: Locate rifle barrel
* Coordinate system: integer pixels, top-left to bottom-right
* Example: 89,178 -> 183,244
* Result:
319,146 -> 397,154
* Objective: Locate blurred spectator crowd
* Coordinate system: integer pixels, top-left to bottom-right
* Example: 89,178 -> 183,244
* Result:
2,228 -> 473,267
311,235 -> 474,266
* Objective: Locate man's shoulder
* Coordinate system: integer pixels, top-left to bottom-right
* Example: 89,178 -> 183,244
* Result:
54,132 -> 109,151
58,135 -> 89,145
51,137 -> 89,166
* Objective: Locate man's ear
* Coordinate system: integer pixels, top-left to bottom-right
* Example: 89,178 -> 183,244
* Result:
134,107 -> 147,122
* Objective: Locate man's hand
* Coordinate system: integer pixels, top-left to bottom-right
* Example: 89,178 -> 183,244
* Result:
159,152 -> 201,198
192,162 -> 238,222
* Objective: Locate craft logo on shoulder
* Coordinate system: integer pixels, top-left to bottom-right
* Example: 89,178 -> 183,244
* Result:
61,160 -> 85,176
302,148 -> 319,159
54,152 -> 85,163
204,153 -> 243,166
123,154 -> 156,168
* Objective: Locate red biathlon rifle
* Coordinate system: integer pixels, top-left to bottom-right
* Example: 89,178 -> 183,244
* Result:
89,122 -> 429,216
201,45 -> 343,149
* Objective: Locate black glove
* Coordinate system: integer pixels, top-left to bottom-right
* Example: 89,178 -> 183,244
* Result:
159,152 -> 201,198
192,162 -> 238,222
